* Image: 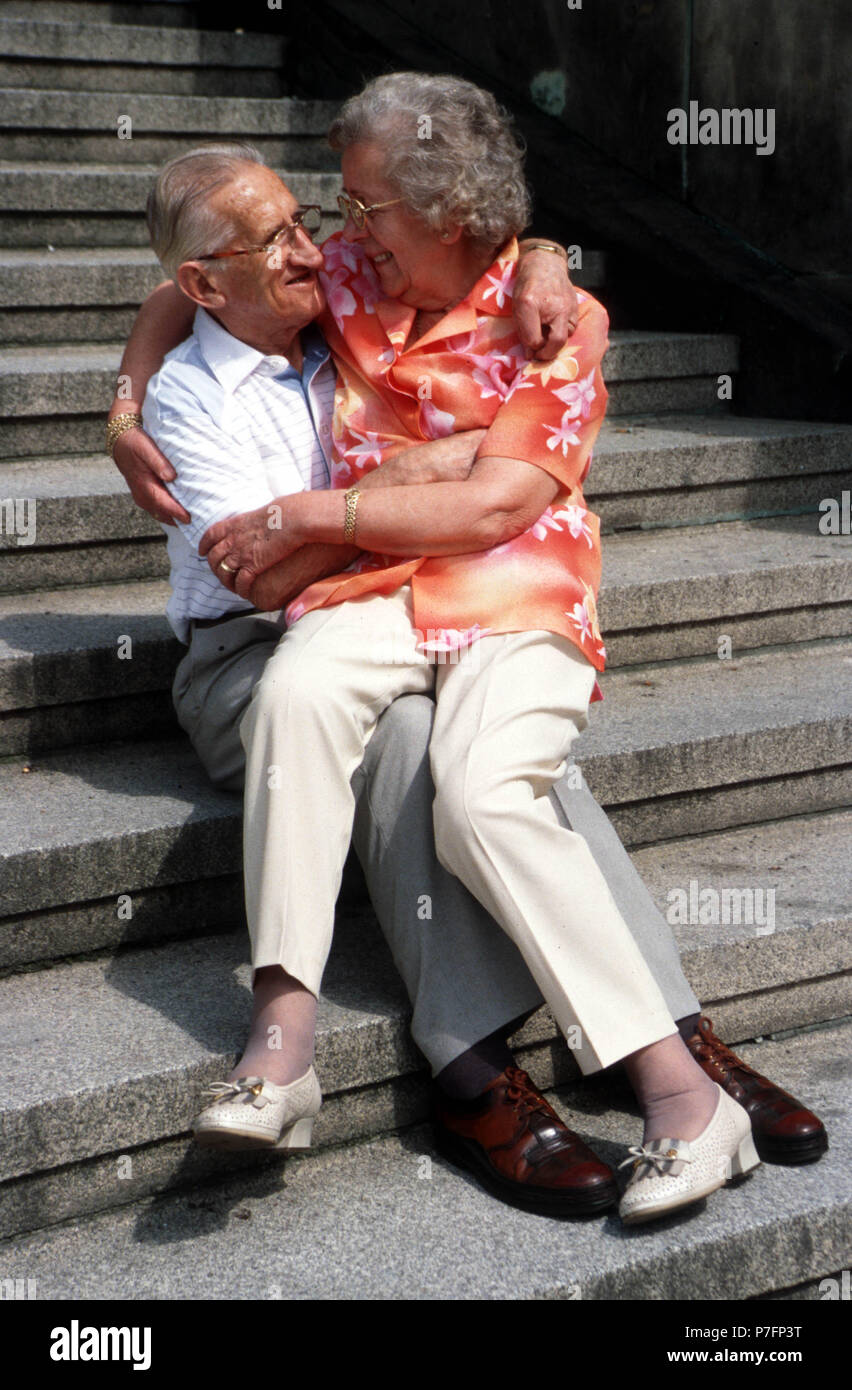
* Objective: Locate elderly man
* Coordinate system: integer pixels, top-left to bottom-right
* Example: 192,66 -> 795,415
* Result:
108,143 -> 827,1218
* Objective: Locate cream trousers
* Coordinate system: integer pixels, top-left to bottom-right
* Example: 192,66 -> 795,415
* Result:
239,583 -> 677,1074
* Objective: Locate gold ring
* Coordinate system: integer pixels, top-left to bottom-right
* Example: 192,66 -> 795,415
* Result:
219,561 -> 235,573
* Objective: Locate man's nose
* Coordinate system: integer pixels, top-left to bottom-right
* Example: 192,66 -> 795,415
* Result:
341,211 -> 367,243
288,229 -> 324,268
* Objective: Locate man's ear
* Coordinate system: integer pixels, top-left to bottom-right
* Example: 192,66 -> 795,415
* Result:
176,260 -> 227,310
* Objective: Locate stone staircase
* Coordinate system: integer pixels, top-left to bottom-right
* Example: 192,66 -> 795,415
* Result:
0,0 -> 850,1300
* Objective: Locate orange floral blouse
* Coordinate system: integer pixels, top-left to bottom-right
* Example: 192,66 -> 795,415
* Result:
286,232 -> 610,685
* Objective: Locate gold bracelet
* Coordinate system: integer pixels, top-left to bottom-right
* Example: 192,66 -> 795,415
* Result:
524,242 -> 568,262
106,412 -> 143,457
343,486 -> 361,543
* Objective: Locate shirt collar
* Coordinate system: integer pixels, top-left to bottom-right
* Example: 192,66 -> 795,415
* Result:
467,237 -> 519,316
193,308 -> 330,392
374,237 -> 520,354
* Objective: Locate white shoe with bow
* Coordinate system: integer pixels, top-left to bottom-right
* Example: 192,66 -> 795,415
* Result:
618,1083 -> 761,1225
192,1066 -> 322,1151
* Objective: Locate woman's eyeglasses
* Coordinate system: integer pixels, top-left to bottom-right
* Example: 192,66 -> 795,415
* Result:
198,205 -> 323,261
337,192 -> 402,230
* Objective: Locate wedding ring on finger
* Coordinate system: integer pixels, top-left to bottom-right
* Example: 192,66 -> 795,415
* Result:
219,561 -> 235,573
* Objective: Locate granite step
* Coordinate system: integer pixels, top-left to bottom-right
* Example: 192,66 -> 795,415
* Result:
578,635 -> 851,845
3,771 -> 848,1001
0,163 -> 342,249
1,517 -> 850,755
1,637 -> 849,937
0,18 -> 287,96
596,514 -> 852,666
0,164 -> 342,216
0,413 -> 846,589
0,89 -> 342,165
0,331 -> 739,459
586,414 -> 852,531
0,1 -> 200,24
0,242 -> 606,343
0,1008 -> 847,1293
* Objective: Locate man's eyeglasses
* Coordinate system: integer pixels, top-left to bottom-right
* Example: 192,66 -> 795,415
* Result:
337,192 -> 402,230
198,205 -> 323,261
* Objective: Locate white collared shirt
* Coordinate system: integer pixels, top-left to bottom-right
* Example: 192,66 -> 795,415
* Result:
142,307 -> 335,642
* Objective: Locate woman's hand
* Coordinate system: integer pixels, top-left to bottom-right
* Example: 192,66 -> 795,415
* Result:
514,245 -> 579,361
112,425 -> 190,527
199,497 -> 305,599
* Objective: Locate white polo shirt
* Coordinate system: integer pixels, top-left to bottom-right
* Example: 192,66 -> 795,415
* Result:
142,307 -> 335,643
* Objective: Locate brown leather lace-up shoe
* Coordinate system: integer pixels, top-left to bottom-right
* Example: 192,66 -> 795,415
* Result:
686,1016 -> 828,1165
431,1065 -> 618,1216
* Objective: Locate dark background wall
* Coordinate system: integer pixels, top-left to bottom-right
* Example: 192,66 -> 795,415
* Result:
211,0 -> 851,414
223,0 -> 849,286
323,0 -> 849,287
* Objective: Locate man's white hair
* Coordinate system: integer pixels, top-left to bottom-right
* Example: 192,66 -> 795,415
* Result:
146,143 -> 264,280
328,72 -> 531,252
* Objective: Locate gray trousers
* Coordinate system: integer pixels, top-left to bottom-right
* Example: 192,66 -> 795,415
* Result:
173,610 -> 700,1074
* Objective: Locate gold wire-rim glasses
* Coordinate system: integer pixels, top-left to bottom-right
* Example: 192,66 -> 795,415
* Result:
198,205 -> 323,261
337,192 -> 403,230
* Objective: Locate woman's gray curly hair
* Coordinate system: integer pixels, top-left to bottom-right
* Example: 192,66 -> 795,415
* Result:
328,72 -> 531,251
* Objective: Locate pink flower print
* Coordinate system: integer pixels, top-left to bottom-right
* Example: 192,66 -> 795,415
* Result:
553,369 -> 597,420
471,364 -> 507,401
567,581 -> 603,646
529,506 -> 564,542
469,347 -> 524,401
566,598 -> 594,643
528,504 -> 594,545
344,428 -> 391,469
552,505 -> 594,547
331,457 -> 353,485
351,269 -> 381,312
321,267 -> 357,325
377,346 -> 396,368
481,261 -> 515,308
420,399 -> 456,438
321,238 -> 360,274
447,329 -> 477,354
504,372 -> 536,401
543,411 -> 582,456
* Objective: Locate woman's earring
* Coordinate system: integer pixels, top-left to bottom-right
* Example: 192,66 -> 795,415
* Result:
441,230 -> 450,239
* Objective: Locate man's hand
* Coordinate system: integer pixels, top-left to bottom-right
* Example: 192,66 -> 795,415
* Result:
200,498 -> 303,598
112,426 -> 190,527
514,245 -> 579,361
248,541 -> 360,613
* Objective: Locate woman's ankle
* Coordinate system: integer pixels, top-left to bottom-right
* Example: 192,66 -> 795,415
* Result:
624,1032 -> 719,1144
229,965 -> 318,1086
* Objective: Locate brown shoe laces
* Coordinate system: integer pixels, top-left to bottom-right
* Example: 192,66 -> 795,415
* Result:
692,1017 -> 764,1083
503,1066 -> 562,1122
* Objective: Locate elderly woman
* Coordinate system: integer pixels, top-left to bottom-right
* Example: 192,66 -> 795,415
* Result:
112,74 -> 761,1225
187,73 -> 761,1225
